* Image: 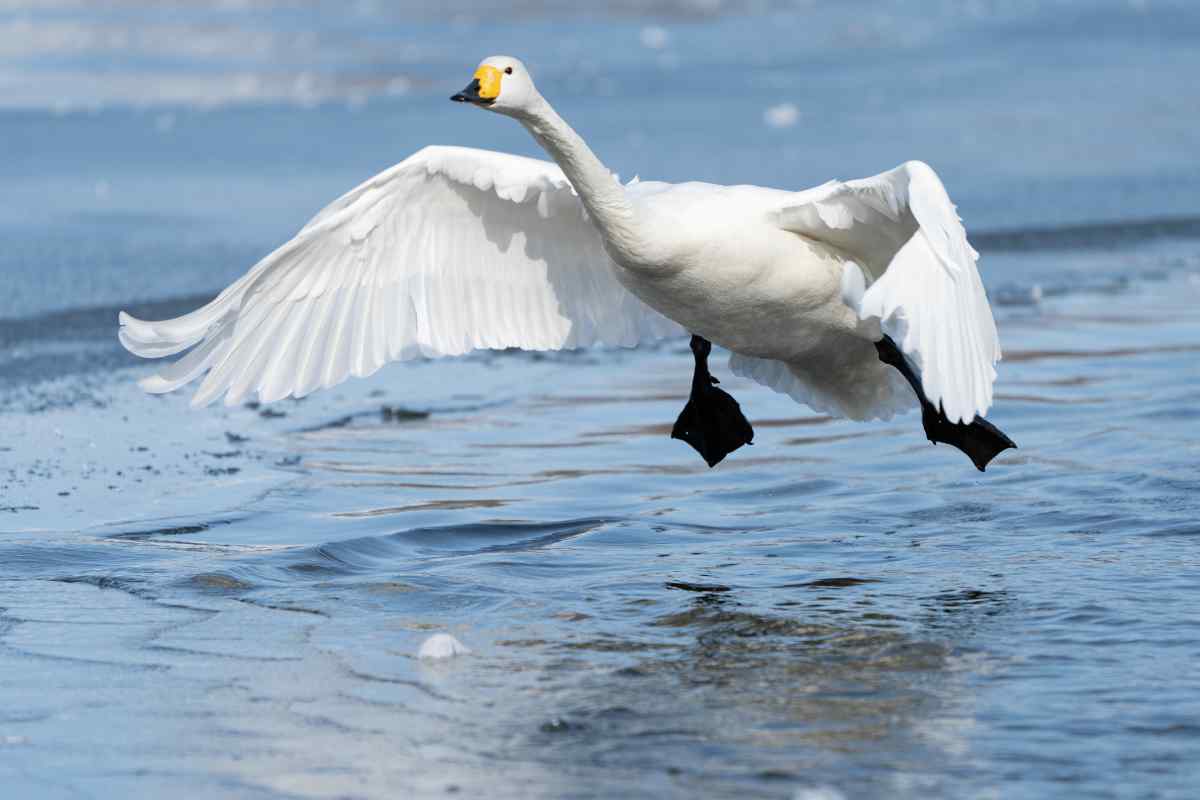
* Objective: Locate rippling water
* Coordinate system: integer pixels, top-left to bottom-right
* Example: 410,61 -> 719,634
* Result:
3,2 -> 1200,798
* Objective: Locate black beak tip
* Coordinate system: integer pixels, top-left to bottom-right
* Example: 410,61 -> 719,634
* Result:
451,78 -> 484,105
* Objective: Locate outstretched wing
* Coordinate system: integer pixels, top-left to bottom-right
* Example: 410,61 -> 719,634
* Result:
773,160 -> 999,424
119,145 -> 681,406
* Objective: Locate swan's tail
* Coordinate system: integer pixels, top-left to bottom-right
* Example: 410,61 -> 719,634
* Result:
728,342 -> 915,422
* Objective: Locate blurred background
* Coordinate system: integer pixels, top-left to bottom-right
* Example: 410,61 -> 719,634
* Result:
2,3 -> 1199,799
4,0 -> 1199,324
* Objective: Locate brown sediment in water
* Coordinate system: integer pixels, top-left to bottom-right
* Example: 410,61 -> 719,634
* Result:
1004,343 -> 1200,363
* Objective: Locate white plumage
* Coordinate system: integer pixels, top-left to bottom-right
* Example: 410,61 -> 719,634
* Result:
120,146 -> 679,407
120,55 -> 1002,438
775,160 -> 999,423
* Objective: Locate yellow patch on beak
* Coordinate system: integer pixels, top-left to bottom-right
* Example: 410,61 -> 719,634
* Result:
473,65 -> 503,100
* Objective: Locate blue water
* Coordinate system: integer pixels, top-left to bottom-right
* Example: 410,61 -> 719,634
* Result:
2,2 -> 1200,798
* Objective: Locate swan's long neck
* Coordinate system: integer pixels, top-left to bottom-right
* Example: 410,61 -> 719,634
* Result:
520,97 -> 644,261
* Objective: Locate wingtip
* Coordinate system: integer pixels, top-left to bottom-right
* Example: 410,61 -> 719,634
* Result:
189,391 -> 215,409
117,310 -> 157,343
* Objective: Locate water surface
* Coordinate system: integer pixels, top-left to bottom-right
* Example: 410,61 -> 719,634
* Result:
2,2 -> 1199,798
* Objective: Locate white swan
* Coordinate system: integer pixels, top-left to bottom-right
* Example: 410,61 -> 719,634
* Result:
119,56 -> 1014,470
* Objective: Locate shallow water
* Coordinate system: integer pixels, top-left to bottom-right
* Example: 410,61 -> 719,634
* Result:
3,2 -> 1200,798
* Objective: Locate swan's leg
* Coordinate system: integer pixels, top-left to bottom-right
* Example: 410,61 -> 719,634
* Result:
671,335 -> 755,468
875,334 -> 1016,471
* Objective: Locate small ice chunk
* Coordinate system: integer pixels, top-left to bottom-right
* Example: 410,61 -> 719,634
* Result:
640,26 -> 670,50
764,102 -> 801,129
794,788 -> 847,800
418,633 -> 470,660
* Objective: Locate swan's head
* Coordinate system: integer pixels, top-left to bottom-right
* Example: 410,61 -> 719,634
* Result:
450,56 -> 539,116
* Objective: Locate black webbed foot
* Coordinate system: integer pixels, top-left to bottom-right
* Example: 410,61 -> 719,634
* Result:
671,335 -> 754,468
876,334 -> 1016,472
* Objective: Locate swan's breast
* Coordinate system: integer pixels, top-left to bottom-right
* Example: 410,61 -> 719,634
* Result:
615,188 -> 854,360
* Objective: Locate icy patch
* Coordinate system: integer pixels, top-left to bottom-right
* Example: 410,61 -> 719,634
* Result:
763,102 -> 800,129
0,369 -> 291,534
794,788 -> 847,800
418,633 -> 471,660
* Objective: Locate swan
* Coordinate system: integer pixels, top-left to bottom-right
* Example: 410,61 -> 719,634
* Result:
118,56 -> 1015,471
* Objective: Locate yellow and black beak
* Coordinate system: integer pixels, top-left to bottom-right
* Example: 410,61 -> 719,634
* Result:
450,78 -> 490,105
451,65 -> 502,106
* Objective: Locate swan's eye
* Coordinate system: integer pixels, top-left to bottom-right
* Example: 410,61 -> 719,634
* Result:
505,67 -> 513,75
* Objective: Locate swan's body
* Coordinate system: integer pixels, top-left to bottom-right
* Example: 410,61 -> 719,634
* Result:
602,178 -> 915,418
120,56 -> 1010,467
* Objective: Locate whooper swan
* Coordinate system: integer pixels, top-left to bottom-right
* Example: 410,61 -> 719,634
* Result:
119,56 -> 1015,471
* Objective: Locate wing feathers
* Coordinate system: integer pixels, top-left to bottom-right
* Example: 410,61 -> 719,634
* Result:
121,146 -> 680,405
777,160 -> 999,423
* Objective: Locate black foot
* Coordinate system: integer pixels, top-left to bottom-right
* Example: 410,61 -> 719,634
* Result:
876,335 -> 1016,472
671,336 -> 755,468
